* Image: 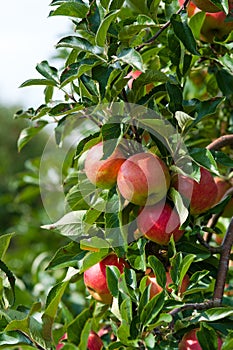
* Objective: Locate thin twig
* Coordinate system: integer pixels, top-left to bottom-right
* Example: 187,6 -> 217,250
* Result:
196,233 -> 222,254
138,0 -> 190,50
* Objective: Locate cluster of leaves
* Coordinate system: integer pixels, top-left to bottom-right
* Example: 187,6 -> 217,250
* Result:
1,0 -> 233,349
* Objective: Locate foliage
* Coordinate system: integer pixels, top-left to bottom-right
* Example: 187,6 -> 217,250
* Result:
1,0 -> 233,349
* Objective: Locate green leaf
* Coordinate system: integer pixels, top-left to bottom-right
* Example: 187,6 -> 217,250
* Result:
211,150 -> 233,167
189,11 -> 206,39
19,79 -> 57,87
216,68 -> 233,97
174,111 -> 194,131
42,281 -> 69,341
191,97 -> 224,126
49,2 -> 89,18
41,211 -> 87,240
126,239 -> 147,271
17,120 -> 48,152
166,81 -> 183,113
222,331 -> 233,350
179,254 -> 195,285
0,260 -> 16,306
60,59 -> 101,86
171,13 -> 200,56
140,291 -> 165,326
67,307 -> 93,345
120,297 -> 132,324
148,256 -> 166,289
106,265 -> 121,298
46,242 -> 86,270
116,48 -> 144,72
0,233 -> 14,259
197,307 -> 233,322
196,324 -> 219,350
65,185 -> 90,211
169,188 -> 189,226
36,60 -> 58,81
96,10 -> 120,47
56,36 -> 104,56
190,148 -> 218,174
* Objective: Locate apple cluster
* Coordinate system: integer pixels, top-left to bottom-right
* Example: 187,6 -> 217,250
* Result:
179,0 -> 233,42
84,141 -> 219,246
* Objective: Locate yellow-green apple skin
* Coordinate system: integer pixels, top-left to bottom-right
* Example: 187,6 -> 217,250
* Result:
117,152 -> 170,206
172,167 -> 218,215
179,329 -> 223,350
84,142 -> 125,189
83,254 -> 127,304
137,202 -> 184,245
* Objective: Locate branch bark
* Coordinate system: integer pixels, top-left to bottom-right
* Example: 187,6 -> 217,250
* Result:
213,218 -> 233,303
138,0 -> 190,50
206,134 -> 233,151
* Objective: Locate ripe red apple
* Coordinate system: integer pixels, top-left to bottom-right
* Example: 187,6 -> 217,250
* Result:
137,202 -> 184,245
84,142 -> 125,189
56,331 -> 103,350
178,0 -> 199,16
87,331 -> 103,350
83,253 -> 127,304
117,152 -> 170,206
172,167 -> 218,215
200,10 -> 233,42
214,177 -> 231,203
214,177 -> 233,218
178,329 -> 223,350
126,70 -> 154,93
146,268 -> 189,298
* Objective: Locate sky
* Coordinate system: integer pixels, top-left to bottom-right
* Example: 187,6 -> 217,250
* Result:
0,0 -> 71,108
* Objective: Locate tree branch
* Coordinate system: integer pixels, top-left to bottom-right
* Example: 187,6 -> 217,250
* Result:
138,0 -> 190,50
213,218 -> 233,303
206,135 -> 233,151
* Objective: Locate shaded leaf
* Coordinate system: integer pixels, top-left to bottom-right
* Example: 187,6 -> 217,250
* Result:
17,120 -> 48,152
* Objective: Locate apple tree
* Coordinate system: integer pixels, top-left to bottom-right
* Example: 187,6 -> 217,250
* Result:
1,0 -> 233,349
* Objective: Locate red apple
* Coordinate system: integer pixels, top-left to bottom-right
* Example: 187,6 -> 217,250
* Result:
146,268 -> 190,298
214,177 -> 233,218
214,177 -> 231,204
137,202 -> 184,245
117,152 -> 170,206
84,142 -> 125,189
83,253 -> 127,304
178,329 -> 223,350
178,0 -> 199,16
200,10 -> 233,42
172,167 -> 218,215
126,70 -> 154,93
87,331 -> 103,350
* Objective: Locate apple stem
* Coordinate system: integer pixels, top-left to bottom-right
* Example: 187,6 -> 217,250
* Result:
213,217 -> 233,303
206,134 -> 233,151
138,0 -> 190,49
